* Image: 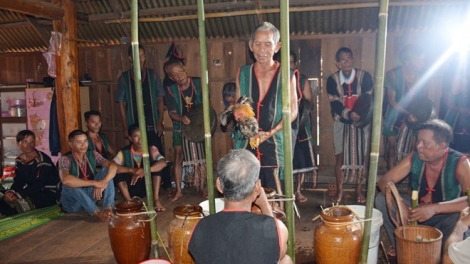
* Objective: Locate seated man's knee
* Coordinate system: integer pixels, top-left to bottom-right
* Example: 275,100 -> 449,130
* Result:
375,192 -> 387,210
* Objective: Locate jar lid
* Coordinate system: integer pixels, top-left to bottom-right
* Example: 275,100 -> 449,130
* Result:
114,198 -> 143,212
173,204 -> 203,217
321,206 -> 355,222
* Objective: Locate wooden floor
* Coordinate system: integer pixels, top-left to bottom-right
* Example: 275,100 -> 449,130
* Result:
0,184 -> 389,264
0,187 -> 210,264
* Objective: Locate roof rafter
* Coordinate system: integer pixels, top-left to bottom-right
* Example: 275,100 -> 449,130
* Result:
25,16 -> 50,47
254,0 -> 264,24
103,0 -> 468,24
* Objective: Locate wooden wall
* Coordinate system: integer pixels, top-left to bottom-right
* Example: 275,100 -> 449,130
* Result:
0,53 -> 48,83
0,32 -> 452,169
76,40 -> 248,164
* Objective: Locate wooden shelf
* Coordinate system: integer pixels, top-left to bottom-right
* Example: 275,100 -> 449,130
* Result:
1,86 -> 27,166
1,117 -> 27,123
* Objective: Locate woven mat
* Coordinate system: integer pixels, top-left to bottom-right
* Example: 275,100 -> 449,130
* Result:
0,205 -> 63,241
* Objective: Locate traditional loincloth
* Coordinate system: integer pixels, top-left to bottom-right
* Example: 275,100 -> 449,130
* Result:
182,136 -> 206,188
341,123 -> 367,184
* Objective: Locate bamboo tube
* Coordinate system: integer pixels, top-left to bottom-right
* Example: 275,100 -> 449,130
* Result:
280,1 -> 295,262
196,0 -> 215,215
467,188 -> 470,205
411,190 -> 419,225
360,0 -> 389,263
130,0 -> 159,258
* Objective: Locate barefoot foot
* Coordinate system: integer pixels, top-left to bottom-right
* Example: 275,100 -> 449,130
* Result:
170,192 -> 182,202
295,191 -> 308,203
94,210 -> 113,222
332,189 -> 343,204
154,200 -> 166,212
356,192 -> 366,204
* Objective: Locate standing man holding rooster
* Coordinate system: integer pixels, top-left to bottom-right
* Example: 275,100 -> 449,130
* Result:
234,21 -> 298,194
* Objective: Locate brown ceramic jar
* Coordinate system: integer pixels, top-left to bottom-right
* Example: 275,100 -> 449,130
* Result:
168,204 -> 203,264
314,206 -> 363,264
108,198 -> 151,264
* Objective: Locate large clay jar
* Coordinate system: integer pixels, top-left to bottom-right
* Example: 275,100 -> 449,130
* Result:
251,187 -> 286,222
109,198 -> 151,264
314,206 -> 363,264
168,204 -> 203,264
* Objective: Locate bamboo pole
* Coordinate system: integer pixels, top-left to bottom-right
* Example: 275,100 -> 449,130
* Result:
360,0 -> 389,263
105,1 -> 462,24
467,188 -> 470,205
197,0 -> 215,214
130,0 -> 159,258
280,1 -> 295,261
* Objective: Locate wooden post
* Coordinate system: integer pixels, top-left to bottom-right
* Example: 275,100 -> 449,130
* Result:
52,0 -> 80,153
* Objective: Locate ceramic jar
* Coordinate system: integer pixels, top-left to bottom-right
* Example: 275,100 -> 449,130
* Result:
251,187 -> 286,222
168,204 -> 203,264
108,198 -> 151,264
314,206 -> 363,264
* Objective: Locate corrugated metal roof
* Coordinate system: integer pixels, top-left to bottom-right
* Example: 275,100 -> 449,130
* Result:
0,0 -> 468,53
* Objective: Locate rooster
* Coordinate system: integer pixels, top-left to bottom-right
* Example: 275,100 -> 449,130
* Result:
220,96 -> 259,149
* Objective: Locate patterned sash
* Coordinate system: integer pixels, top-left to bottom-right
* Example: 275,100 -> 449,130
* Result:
182,136 -> 206,188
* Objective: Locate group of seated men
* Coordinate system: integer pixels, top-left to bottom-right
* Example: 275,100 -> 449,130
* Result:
0,110 -> 168,222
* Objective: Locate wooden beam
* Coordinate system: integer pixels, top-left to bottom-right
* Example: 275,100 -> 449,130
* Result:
0,0 -> 64,20
53,0 -> 80,154
254,0 -> 264,24
76,11 -> 89,23
109,0 -> 130,39
0,21 -> 29,29
109,0 -> 123,17
93,0 -> 466,22
25,16 -> 50,46
104,1 -> 467,23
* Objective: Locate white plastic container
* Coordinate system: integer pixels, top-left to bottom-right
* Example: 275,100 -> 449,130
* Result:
347,205 -> 383,264
139,259 -> 172,264
199,198 -> 225,216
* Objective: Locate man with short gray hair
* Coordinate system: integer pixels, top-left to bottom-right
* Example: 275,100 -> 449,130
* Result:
188,149 -> 292,264
235,21 -> 298,195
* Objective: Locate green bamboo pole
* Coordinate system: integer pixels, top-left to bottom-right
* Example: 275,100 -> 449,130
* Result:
130,0 -> 159,258
280,0 -> 295,261
197,0 -> 215,214
360,0 -> 389,263
467,188 -> 470,205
